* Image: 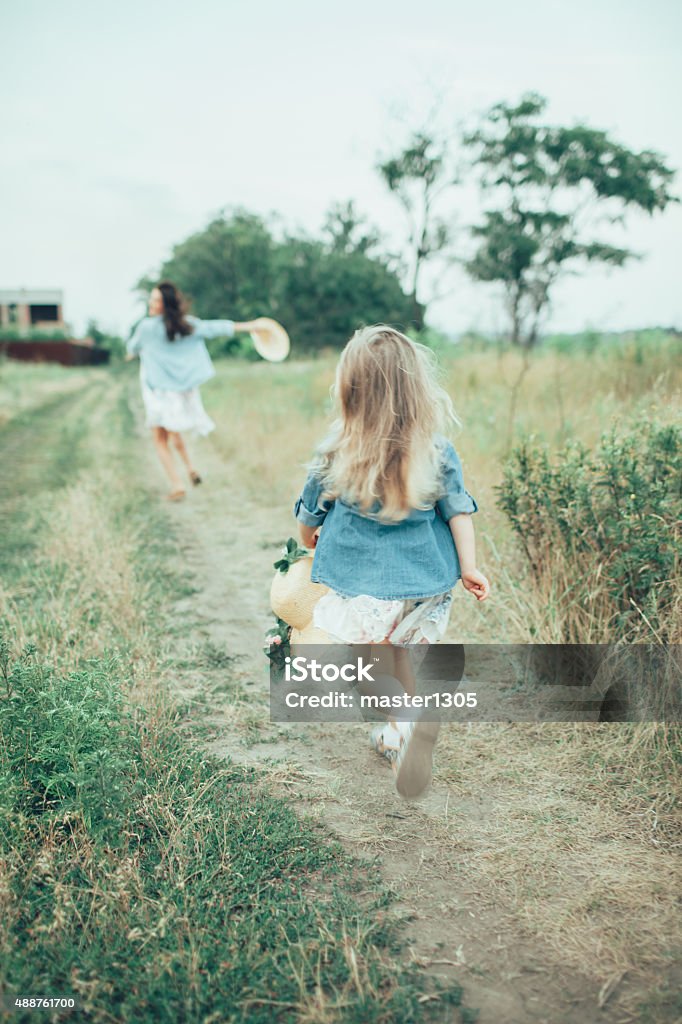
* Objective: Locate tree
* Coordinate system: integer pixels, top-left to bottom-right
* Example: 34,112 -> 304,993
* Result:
137,210 -> 275,323
136,209 -> 414,352
322,200 -> 381,256
463,94 -> 678,347
272,236 -> 416,350
378,131 -> 454,330
86,319 -> 126,360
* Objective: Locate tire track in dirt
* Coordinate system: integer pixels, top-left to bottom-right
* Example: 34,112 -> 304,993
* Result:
127,379 -> 636,1024
0,374 -> 110,527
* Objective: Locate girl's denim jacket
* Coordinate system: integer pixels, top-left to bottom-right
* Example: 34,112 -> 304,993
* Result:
294,436 -> 478,601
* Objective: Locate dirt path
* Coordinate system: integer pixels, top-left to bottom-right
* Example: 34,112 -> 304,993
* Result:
134,391 -> 660,1024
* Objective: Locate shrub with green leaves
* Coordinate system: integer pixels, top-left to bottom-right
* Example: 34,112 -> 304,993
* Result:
497,422 -> 681,642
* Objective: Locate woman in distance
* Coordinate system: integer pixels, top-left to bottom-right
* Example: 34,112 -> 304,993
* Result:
127,281 -> 264,500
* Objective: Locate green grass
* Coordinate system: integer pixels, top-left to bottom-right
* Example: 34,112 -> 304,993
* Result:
1,639 -> 445,1024
3,334 -> 680,1020
0,357 -> 94,430
0,371 -> 472,1023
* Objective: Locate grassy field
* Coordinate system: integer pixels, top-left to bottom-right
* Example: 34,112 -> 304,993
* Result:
0,365 -> 469,1022
1,332 -> 680,1023
0,360 -> 91,429
200,333 -> 681,1020
203,330 -> 682,645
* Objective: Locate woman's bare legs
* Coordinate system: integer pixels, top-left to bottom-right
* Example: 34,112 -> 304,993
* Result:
151,427 -> 184,492
168,431 -> 197,480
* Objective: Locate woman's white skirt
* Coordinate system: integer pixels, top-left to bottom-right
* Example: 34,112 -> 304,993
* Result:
141,378 -> 215,436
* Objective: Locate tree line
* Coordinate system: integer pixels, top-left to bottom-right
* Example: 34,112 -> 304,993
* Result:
137,93 -> 677,351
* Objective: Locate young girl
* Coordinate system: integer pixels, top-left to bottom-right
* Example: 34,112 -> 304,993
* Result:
126,281 -> 264,501
294,325 -> 490,799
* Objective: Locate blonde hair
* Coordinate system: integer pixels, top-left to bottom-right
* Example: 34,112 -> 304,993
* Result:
314,325 -> 459,522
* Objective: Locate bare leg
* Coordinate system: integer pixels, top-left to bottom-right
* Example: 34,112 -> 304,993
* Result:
352,642 -> 417,726
333,640 -> 437,798
370,642 -> 439,799
387,644 -> 416,696
151,427 -> 184,491
168,431 -> 196,478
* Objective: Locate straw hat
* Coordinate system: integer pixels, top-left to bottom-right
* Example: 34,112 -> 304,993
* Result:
270,555 -> 328,631
290,622 -> 334,647
250,317 -> 290,362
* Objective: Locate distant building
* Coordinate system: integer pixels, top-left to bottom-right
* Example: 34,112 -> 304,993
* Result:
0,289 -> 66,332
0,288 -> 109,366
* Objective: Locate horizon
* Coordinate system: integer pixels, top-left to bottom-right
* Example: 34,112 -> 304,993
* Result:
2,0 -> 681,338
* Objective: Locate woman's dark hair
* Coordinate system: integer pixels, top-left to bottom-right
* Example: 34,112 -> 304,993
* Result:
157,281 -> 193,341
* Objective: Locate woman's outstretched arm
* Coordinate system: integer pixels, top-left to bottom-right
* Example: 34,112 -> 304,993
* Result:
196,317 -> 267,339
233,318 -> 266,333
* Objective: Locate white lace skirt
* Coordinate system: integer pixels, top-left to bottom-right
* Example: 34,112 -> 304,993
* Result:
313,590 -> 453,645
141,378 -> 215,436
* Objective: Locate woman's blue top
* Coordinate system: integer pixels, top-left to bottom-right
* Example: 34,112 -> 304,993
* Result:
294,437 -> 478,601
126,315 -> 235,392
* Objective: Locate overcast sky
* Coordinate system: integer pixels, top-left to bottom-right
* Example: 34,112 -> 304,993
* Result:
2,0 -> 681,337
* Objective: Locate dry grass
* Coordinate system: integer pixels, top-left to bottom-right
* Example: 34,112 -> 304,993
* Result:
203,337 -> 681,648
4,430 -> 173,751
200,338 -> 682,1013
0,385 -> 168,689
1,371 -> 453,1023
434,722 -> 681,990
485,547 -> 682,647
205,359 -> 333,506
4,350 -> 677,1017
0,359 -> 93,427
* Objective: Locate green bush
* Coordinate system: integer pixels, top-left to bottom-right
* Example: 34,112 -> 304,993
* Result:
544,329 -> 602,354
86,321 -> 127,360
410,325 -> 454,354
0,328 -> 69,342
542,328 -> 680,359
497,421 -> 682,641
204,332 -> 261,361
